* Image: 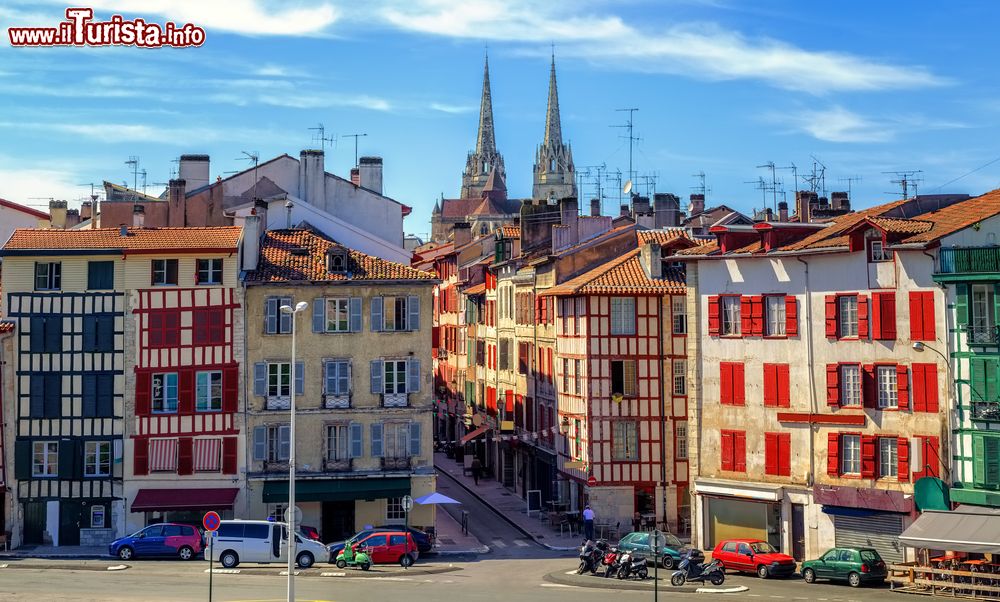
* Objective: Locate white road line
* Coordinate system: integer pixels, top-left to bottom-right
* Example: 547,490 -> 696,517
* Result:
320,572 -> 346,577
205,568 -> 240,574
492,539 -> 507,548
747,595 -> 761,598
540,584 -> 574,588
514,539 -> 530,547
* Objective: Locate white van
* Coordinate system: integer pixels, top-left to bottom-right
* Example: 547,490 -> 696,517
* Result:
208,520 -> 329,568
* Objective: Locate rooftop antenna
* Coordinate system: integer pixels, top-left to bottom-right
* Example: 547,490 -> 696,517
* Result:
610,108 -> 640,199
803,155 -> 827,197
692,171 -> 711,199
170,157 -> 180,178
238,151 -> 260,201
604,169 -> 623,207
342,133 -> 368,167
638,174 -> 658,198
28,196 -> 54,210
883,170 -> 923,200
777,163 -> 799,193
308,123 -> 337,149
838,175 -> 862,199
744,176 -> 769,208
78,182 -> 102,202
125,156 -> 141,204
756,161 -> 780,211
139,169 -> 149,194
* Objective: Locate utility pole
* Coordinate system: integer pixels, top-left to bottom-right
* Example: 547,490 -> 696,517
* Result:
342,133 -> 368,167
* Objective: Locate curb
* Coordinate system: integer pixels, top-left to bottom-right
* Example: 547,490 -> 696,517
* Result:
0,554 -> 111,560
544,569 -> 706,593
437,468 -> 578,552
313,564 -> 462,578
429,545 -> 490,555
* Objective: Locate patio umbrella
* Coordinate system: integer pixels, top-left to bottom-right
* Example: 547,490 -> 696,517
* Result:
414,492 -> 461,505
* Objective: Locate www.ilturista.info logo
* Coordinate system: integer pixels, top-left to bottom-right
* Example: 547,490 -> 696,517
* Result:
8,8 -> 205,48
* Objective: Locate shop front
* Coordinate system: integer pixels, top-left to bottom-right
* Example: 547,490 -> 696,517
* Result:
130,488 -> 240,533
814,484 -> 913,564
693,478 -> 784,552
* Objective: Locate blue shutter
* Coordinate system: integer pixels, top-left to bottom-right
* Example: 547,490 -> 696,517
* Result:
253,363 -> 267,396
409,422 -> 421,456
324,361 -> 335,394
82,375 -> 97,417
370,360 -> 383,394
30,317 -> 44,351
340,362 -> 350,395
265,297 -> 278,334
312,299 -> 325,333
371,423 -> 383,457
253,426 -> 267,460
407,295 -> 420,331
29,376 -> 44,417
278,297 -> 292,333
349,422 -> 363,458
407,358 -> 421,393
44,374 -> 61,417
371,297 -> 383,332
278,425 -> 290,461
350,297 -> 362,332
82,321 -> 96,352
295,361 -> 304,395
44,317 -> 61,352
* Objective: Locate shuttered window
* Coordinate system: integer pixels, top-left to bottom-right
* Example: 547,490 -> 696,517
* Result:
87,261 -> 114,290
764,296 -> 786,336
610,298 -> 636,335
612,421 -> 639,461
264,296 -> 293,334
908,291 -> 936,342
763,363 -> 790,408
876,366 -> 898,409
32,441 -> 58,477
764,432 -> 791,476
611,360 -> 637,397
720,430 -> 746,472
879,438 -> 898,478
719,362 -> 745,406
839,295 -> 859,338
721,296 -> 741,336
841,434 -> 861,475
872,292 -> 896,341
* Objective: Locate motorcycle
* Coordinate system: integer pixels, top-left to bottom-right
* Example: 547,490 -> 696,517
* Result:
601,546 -> 624,578
577,539 -> 609,575
335,542 -> 372,571
616,549 -> 649,580
670,548 -> 725,587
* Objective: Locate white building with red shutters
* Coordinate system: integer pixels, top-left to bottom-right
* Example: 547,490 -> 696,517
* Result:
679,194 -> 993,564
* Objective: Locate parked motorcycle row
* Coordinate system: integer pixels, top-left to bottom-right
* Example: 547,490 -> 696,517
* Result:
577,540 -> 724,585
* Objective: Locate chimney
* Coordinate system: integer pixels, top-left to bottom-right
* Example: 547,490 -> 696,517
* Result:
452,222 -> 472,248
560,197 -> 579,245
167,178 -> 186,227
49,200 -> 67,229
133,204 -> 145,228
778,201 -> 789,222
242,214 -> 261,272
590,198 -> 601,217
298,150 -> 326,205
639,242 -> 662,280
633,195 -> 651,215
254,198 -> 269,229
620,204 -> 630,217
178,154 -> 210,195
520,199 -> 559,250
358,156 -> 383,195
688,193 -> 705,216
795,191 -> 816,224
80,200 -> 92,221
350,167 -> 360,186
831,191 -> 850,211
119,225 -> 129,237
65,209 -> 80,228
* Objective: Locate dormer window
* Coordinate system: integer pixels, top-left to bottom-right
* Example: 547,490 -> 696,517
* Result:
327,248 -> 347,273
867,230 -> 893,262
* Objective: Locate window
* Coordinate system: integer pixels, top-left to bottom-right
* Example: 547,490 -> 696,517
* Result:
386,497 -> 406,521
384,422 -> 413,458
721,542 -> 738,553
326,424 -> 348,461
877,366 -> 898,409
151,259 -> 178,285
672,296 -> 687,334
325,360 -> 350,396
327,249 -> 347,273
148,310 -> 180,348
265,424 -> 290,462
152,373 -> 178,413
720,430 -> 746,472
765,432 -> 791,476
838,295 -> 859,338
765,296 -> 786,336
265,296 -> 293,334
87,261 -> 114,290
148,438 -> 178,472
763,363 -> 790,408
612,421 -> 639,460
676,424 -> 688,460
879,438 -> 898,478
573,419 -> 582,459
216,523 -> 245,538
193,438 -> 222,472
971,285 -> 996,344
81,373 -> 114,417
611,360 -> 637,397
193,309 -> 225,345
499,338 -> 511,371
82,315 -> 115,352
673,360 -> 687,395
840,365 -> 862,406
325,298 -> 350,332
872,292 -> 897,341
268,363 -> 291,398
841,434 -> 861,475
610,298 -> 636,335
574,359 -> 582,395
196,259 -> 223,284
32,441 -> 58,477
909,291 -> 936,342
869,239 -> 893,262
84,441 -> 111,477
575,297 -> 584,335
383,360 -> 407,394
382,296 -> 410,331
562,358 -> 569,393
971,434 -> 1000,487
29,373 -> 62,418
30,316 -> 63,353
721,296 -> 741,336
196,371 -> 222,411
719,362 -> 745,406
34,262 -> 61,290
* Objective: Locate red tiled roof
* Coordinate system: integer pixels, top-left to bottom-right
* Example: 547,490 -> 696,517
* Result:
677,240 -> 720,256
636,228 -> 688,245
0,321 -> 14,334
3,226 -> 241,251
898,188 -> 1000,244
542,249 -> 685,296
0,198 -> 49,220
499,225 -> 520,238
463,282 -> 487,295
245,229 -> 435,283
867,217 -> 934,235
412,242 -> 455,264
777,199 -> 910,252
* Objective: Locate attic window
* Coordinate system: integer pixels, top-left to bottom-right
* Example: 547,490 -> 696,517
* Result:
327,248 -> 348,273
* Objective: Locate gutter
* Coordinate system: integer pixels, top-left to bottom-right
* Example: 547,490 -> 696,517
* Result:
795,256 -> 817,488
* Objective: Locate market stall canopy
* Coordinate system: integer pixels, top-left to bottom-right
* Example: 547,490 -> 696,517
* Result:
899,505 -> 1000,554
414,492 -> 461,505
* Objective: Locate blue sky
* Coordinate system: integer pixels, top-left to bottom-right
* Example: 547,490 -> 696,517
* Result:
1,1 -> 998,239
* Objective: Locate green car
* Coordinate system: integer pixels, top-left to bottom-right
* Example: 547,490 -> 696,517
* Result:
801,547 -> 888,587
617,531 -> 689,569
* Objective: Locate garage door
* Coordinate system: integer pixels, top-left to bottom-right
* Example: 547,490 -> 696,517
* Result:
834,514 -> 904,563
706,497 -> 768,549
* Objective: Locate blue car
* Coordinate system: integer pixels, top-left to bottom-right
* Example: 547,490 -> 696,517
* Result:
109,523 -> 203,561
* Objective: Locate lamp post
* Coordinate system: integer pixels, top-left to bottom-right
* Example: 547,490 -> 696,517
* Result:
911,341 -> 954,480
280,301 -> 308,602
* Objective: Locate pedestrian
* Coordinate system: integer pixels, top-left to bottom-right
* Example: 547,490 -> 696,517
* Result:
582,504 -> 595,541
471,457 -> 482,485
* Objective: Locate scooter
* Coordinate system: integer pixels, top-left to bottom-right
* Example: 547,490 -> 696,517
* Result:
335,542 -> 372,571
577,539 -> 609,575
616,549 -> 649,580
601,546 -> 623,578
670,548 -> 725,586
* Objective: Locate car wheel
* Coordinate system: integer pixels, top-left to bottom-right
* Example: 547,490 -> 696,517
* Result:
220,551 -> 239,568
117,546 -> 133,561
848,572 -> 861,587
361,562 -> 371,571
757,564 -> 769,579
297,552 -> 314,569
400,554 -> 414,568
178,546 -> 194,561
336,559 -> 347,569
803,568 -> 816,583
661,556 -> 674,570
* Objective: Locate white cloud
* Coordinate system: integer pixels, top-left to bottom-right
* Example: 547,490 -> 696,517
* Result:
771,106 -> 969,143
429,102 -> 476,114
0,120 -> 301,146
0,166 -> 86,207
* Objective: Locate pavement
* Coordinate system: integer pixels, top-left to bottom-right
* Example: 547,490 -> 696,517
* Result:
431,501 -> 489,554
0,545 -> 109,559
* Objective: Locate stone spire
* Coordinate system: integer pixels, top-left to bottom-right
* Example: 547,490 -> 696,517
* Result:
461,53 -> 506,199
543,53 -> 562,148
476,54 -> 497,156
533,53 -> 575,201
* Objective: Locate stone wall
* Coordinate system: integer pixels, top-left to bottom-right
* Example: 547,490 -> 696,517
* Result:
80,528 -> 116,547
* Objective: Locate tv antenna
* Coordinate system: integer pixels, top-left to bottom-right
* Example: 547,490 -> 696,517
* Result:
139,169 -> 148,194
744,176 -> 770,208
239,151 -> 261,202
125,156 -> 140,192
756,161 -> 781,211
604,169 -> 623,206
638,174 -> 658,198
79,182 -> 102,202
308,123 -> 337,149
838,175 -> 862,199
342,133 -> 368,167
692,171 -> 711,198
883,170 -> 922,199
778,163 -> 799,193
611,108 -> 640,194
803,155 -> 827,197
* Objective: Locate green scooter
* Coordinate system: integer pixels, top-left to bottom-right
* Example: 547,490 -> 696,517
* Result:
336,542 -> 372,570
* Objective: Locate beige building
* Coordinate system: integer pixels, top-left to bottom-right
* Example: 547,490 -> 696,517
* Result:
242,216 -> 438,542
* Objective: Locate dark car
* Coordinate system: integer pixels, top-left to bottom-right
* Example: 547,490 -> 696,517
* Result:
712,538 -> 796,578
801,547 -> 887,587
328,526 -> 433,557
617,531 -> 694,569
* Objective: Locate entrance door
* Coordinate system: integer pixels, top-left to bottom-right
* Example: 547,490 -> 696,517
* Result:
791,504 -> 806,561
23,502 -> 46,545
58,501 -> 83,546
321,501 -> 355,543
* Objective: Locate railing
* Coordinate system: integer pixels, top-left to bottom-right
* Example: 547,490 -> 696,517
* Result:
266,396 -> 291,410
324,394 -> 351,409
381,456 -> 412,471
263,460 -> 289,472
382,393 -> 409,408
323,458 -> 352,472
889,562 -> 1000,600
938,246 -> 1000,274
967,325 -> 1000,346
971,401 -> 1000,422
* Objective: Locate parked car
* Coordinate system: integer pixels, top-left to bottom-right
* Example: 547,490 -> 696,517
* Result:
328,526 -> 432,556
109,523 -> 203,561
299,525 -> 321,541
208,519 -> 329,569
712,538 -> 796,578
617,531 -> 695,569
352,531 -> 418,567
801,547 -> 887,587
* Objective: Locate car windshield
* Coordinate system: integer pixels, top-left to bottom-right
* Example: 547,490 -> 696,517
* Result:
860,550 -> 881,562
656,533 -> 683,548
750,542 -> 777,554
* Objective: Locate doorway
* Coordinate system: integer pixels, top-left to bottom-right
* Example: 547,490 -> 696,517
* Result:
791,504 -> 806,561
23,502 -> 46,545
59,501 -> 83,546
321,501 -> 355,542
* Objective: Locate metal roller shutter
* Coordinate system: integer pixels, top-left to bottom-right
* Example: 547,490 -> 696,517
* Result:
834,514 -> 905,563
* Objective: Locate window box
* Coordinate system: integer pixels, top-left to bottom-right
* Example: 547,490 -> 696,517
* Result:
381,456 -> 412,471
324,394 -> 351,409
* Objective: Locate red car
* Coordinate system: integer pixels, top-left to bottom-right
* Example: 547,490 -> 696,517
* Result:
712,538 -> 796,578
355,531 -> 418,567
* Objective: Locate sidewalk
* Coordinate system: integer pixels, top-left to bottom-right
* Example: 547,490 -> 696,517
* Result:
434,452 -> 581,551
432,504 -> 488,555
0,545 -> 109,559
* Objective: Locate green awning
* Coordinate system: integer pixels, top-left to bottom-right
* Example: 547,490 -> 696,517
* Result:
262,477 -> 411,503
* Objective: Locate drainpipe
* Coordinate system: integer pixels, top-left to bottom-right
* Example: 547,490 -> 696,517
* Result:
924,248 -> 955,483
657,295 -> 668,529
795,257 -> 817,486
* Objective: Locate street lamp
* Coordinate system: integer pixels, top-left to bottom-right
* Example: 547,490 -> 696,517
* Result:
559,415 -> 570,436
280,301 -> 308,602
911,341 -> 954,480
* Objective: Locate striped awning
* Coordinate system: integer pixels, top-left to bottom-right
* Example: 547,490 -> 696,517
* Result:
149,438 -> 178,472
194,438 -> 222,472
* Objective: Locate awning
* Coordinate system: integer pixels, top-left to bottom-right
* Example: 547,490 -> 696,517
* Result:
262,477 -> 410,503
131,488 -> 239,512
460,424 -> 489,445
899,505 -> 1000,554
822,506 -> 881,518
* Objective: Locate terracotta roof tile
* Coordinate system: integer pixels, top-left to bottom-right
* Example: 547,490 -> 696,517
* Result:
777,198 -> 910,252
677,240 -> 720,256
900,188 -> 1000,243
868,217 -> 934,235
3,226 -> 241,251
636,228 -> 688,245
543,249 -> 685,296
498,225 -> 520,238
463,282 -> 487,295
246,229 -> 435,283
0,321 -> 13,334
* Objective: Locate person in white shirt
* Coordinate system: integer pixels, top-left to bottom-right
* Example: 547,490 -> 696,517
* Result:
582,505 -> 595,541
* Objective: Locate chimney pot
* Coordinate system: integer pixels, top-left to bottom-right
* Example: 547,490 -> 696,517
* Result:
590,198 -> 600,217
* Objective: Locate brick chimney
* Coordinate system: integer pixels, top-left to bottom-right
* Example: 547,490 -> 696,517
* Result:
654,193 -> 680,228
49,200 -> 67,229
65,209 -> 80,228
452,221 -> 472,248
795,191 -> 817,223
688,194 -> 705,216
590,198 -> 601,217
831,191 -> 850,211
620,204 -> 630,217
167,179 -> 186,227
639,242 -> 662,279
778,201 -> 789,222
560,197 -> 579,246
350,167 -> 361,186
80,200 -> 92,221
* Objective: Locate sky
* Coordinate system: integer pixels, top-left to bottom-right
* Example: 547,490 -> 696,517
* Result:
2,1 -> 999,240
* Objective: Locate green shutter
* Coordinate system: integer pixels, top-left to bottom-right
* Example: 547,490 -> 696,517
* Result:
985,436 -> 1000,488
973,434 -> 986,486
995,283 -> 1000,330
956,283 -> 969,328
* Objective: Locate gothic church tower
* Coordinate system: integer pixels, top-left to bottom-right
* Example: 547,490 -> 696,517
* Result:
532,55 -> 575,200
461,55 -> 506,198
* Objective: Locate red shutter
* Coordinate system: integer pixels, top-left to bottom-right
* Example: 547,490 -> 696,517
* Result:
827,433 -> 840,476
862,364 -> 876,408
708,296 -> 720,336
179,369 -> 194,414
908,292 -> 924,341
925,436 -> 940,477
721,432 -> 734,471
135,371 -> 151,416
778,434 -> 791,476
776,364 -> 790,408
734,431 -> 746,472
826,364 -> 840,406
751,296 -> 764,336
911,364 -> 926,412
897,437 -> 910,482
923,364 -> 939,413
785,296 -> 798,336
720,363 -> 733,405
505,390 -> 514,413
547,348 -> 554,382
897,364 -> 909,410
858,295 -> 870,339
922,293 -> 936,341
134,438 -> 149,476
872,293 -> 883,339
178,437 -> 193,475
874,292 -> 896,341
432,326 -> 440,349
860,435 -> 876,478
222,366 -> 238,413
741,297 -> 753,337
222,437 -> 238,475
765,433 -> 778,475
763,364 -> 777,407
733,363 -> 745,406
825,295 -> 838,338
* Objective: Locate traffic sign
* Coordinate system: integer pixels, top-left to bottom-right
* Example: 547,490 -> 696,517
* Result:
203,511 -> 221,532
284,505 -> 303,528
401,495 -> 414,512
587,475 -> 597,487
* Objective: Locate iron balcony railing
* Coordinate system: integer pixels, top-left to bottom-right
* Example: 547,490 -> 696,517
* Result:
938,246 -> 1000,274
967,325 -> 1000,346
971,401 -> 1000,422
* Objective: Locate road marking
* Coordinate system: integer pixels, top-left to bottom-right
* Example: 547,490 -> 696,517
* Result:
769,597 -> 785,599
320,572 -> 346,577
492,539 -> 507,548
564,570 -> 579,575
514,539 -> 530,547
205,568 -> 240,574
540,583 -> 575,588
278,571 -> 301,576
747,595 -> 761,598
0,564 -> 8,569
106,565 -> 128,571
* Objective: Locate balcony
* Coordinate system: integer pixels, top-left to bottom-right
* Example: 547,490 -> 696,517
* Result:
265,396 -> 291,410
937,247 -> 1000,276
971,401 -> 1000,422
263,460 -> 289,473
382,393 -> 409,408
324,394 -> 351,409
323,458 -> 353,472
381,456 -> 412,471
967,325 -> 1000,346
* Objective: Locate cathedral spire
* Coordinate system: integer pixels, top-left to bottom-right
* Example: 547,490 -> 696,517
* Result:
543,52 -> 562,148
533,52 -> 575,201
461,52 -> 505,199
475,53 -> 497,156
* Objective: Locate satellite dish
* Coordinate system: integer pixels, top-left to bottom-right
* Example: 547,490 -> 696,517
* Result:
623,180 -> 633,195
